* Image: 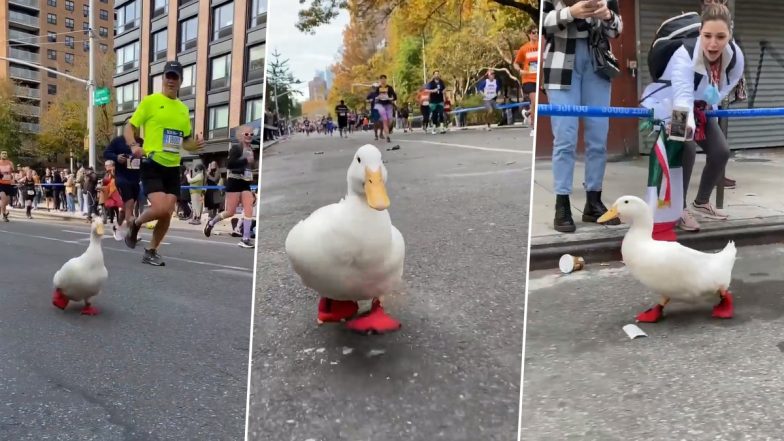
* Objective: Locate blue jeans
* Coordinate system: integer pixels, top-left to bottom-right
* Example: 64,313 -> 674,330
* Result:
66,194 -> 75,212
548,38 -> 612,195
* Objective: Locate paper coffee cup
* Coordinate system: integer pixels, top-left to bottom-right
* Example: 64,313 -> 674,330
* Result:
559,254 -> 585,274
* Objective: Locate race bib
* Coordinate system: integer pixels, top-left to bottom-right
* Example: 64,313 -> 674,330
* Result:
377,93 -> 390,101
529,61 -> 538,72
27,190 -> 34,196
162,129 -> 183,153
243,170 -> 253,181
127,158 -> 141,170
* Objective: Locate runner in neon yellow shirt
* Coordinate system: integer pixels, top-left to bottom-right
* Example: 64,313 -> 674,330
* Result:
123,60 -> 204,266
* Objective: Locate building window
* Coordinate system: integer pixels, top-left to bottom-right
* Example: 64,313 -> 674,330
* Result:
99,27 -> 109,38
47,14 -> 57,25
65,0 -> 74,11
213,2 -> 234,40
47,50 -> 57,61
115,124 -> 124,137
83,5 -> 89,17
115,42 -> 140,74
48,85 -> 57,95
179,17 -> 198,51
48,71 -> 58,79
100,43 -> 108,53
116,82 -> 139,112
65,18 -> 74,29
83,22 -> 89,33
151,74 -> 163,94
47,0 -> 56,6
65,36 -> 74,49
116,0 -> 140,34
83,42 -> 90,52
208,105 -> 229,139
48,32 -> 57,43
65,53 -> 74,64
180,64 -> 195,96
152,0 -> 168,18
247,44 -> 264,82
245,98 -> 263,123
152,29 -> 168,62
100,9 -> 109,20
250,0 -> 267,28
210,54 -> 231,89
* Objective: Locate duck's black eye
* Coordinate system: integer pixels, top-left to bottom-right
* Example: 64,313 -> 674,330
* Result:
357,157 -> 361,163
624,200 -> 629,204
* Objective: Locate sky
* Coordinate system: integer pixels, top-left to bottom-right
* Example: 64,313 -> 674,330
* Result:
267,1 -> 350,102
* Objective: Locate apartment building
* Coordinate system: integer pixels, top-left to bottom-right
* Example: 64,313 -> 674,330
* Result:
111,0 -> 266,163
0,0 -> 115,134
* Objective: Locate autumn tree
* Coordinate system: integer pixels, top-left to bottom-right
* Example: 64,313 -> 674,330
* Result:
0,79 -> 22,161
266,50 -> 303,117
296,0 -> 539,33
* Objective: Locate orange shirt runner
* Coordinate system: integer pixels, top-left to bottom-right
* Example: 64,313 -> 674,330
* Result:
515,40 -> 540,85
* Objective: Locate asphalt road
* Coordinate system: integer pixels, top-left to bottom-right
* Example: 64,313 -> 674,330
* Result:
0,216 -> 255,440
249,127 -> 532,440
522,243 -> 784,440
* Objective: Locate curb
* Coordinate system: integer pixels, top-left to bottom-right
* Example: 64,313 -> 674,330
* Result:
263,138 -> 284,151
529,216 -> 784,271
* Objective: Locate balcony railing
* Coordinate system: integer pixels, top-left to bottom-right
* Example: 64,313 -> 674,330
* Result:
15,86 -> 41,99
19,122 -> 41,133
8,29 -> 40,45
9,67 -> 41,81
9,11 -> 40,27
9,48 -> 40,64
9,0 -> 39,9
14,104 -> 41,117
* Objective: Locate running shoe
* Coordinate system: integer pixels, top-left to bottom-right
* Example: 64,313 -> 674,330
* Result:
2,212 -> 8,222
238,238 -> 255,249
204,219 -> 215,237
679,209 -> 701,232
692,201 -> 729,220
142,248 -> 165,266
113,225 -> 124,241
124,219 -> 140,249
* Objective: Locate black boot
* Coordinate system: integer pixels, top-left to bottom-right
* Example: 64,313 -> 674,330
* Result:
554,195 -> 576,233
583,191 -> 620,224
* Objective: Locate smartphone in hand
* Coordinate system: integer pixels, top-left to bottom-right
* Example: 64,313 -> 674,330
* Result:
669,106 -> 692,142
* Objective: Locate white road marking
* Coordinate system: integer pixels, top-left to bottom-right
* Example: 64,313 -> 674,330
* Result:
406,139 -> 532,154
62,229 -> 235,247
1,228 -> 251,271
0,229 -> 79,244
438,168 -> 529,178
212,269 -> 254,277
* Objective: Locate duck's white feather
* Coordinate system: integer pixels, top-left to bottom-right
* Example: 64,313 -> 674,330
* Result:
53,225 -> 108,301
286,195 -> 404,301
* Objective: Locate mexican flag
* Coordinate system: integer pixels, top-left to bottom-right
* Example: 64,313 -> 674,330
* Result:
646,130 -> 684,241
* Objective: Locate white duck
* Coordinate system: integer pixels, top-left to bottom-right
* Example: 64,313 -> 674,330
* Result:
52,218 -> 108,315
285,144 -> 405,334
598,196 -> 736,323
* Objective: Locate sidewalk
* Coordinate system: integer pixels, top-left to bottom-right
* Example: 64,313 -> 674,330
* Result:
530,148 -> 784,270
6,206 -> 239,236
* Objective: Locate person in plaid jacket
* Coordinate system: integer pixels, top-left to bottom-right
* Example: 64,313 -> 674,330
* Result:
541,0 -> 623,233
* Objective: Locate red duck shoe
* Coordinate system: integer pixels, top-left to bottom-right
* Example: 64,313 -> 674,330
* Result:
317,297 -> 359,324
346,299 -> 401,335
52,289 -> 69,310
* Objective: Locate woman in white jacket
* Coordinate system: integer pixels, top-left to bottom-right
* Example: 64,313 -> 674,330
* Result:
641,4 -> 743,231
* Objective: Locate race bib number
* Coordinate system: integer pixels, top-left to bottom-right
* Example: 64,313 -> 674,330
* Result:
162,129 -> 184,153
243,170 -> 253,181
529,61 -> 538,73
27,190 -> 34,196
127,158 -> 141,170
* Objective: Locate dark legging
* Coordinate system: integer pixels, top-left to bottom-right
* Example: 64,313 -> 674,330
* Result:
430,103 -> 445,127
681,118 -> 730,207
420,105 -> 430,129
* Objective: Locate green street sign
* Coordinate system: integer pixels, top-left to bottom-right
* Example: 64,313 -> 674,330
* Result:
94,87 -> 110,106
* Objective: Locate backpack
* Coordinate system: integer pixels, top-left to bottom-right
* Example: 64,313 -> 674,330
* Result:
648,12 -> 702,81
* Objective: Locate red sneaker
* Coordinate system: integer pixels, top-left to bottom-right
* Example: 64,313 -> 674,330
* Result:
346,299 -> 401,334
712,291 -> 733,319
317,297 -> 359,324
52,289 -> 69,310
636,304 -> 664,323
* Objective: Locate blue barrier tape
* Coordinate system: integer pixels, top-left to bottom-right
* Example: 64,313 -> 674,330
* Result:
407,101 -> 530,120
538,104 -> 784,119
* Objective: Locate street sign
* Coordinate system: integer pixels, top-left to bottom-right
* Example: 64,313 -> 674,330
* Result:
94,87 -> 110,106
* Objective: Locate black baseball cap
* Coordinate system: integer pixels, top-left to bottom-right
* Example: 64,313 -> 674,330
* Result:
163,60 -> 183,78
